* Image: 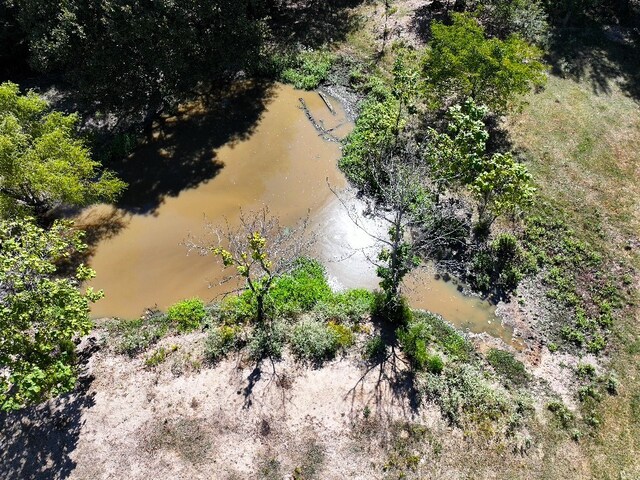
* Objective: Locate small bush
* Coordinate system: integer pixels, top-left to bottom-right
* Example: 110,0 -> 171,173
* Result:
398,318 -> 432,370
470,233 -> 536,294
327,322 -> 354,348
547,400 -> 575,430
313,288 -> 374,324
248,321 -> 288,360
605,374 -> 619,395
144,345 -> 179,368
167,298 -> 207,332
412,312 -> 473,361
291,319 -> 339,364
218,293 -> 255,324
421,363 -> 527,433
486,349 -> 528,386
372,292 -> 413,324
268,258 -> 333,317
425,353 -> 444,374
364,335 -> 386,361
205,325 -> 242,363
111,312 -> 172,356
575,363 -> 596,379
281,50 -> 335,90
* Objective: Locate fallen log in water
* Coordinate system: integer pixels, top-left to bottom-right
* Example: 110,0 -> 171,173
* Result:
298,98 -> 339,143
318,91 -> 336,115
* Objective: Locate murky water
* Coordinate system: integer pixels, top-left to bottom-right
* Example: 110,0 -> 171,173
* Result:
77,83 -> 516,344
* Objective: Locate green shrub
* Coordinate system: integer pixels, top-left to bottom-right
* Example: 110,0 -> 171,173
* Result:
218,293 -> 255,324
248,321 -> 288,360
167,298 -> 207,332
412,312 -> 473,361
575,363 -> 596,379
470,233 -> 536,294
421,363 -> 527,433
364,335 -> 387,361
372,292 -> 413,324
486,349 -> 528,386
204,325 -> 242,363
291,319 -> 339,364
547,400 -> 575,430
144,345 -> 178,368
110,312 -> 172,356
605,374 -> 619,395
398,317 -> 432,370
327,322 -> 354,348
313,288 -> 374,324
281,50 -> 335,90
268,258 -> 333,317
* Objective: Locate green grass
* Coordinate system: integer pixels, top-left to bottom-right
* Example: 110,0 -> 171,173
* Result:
506,32 -> 640,478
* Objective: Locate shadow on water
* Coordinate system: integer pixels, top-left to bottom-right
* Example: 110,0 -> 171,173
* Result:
110,80 -> 277,215
0,344 -> 97,480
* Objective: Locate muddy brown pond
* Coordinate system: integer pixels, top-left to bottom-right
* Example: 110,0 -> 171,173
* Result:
77,83 -> 517,344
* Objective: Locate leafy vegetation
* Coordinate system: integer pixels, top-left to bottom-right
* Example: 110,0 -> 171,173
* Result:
420,363 -> 533,437
167,298 -> 207,333
0,218 -> 102,410
422,13 -> 546,112
290,319 -> 340,365
13,0 -> 267,114
204,325 -> 242,364
281,50 -> 336,90
108,311 -> 173,357
0,82 -> 125,218
486,349 -> 529,386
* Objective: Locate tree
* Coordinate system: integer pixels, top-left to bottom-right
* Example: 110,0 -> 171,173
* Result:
0,82 -> 125,218
0,217 -> 102,411
339,53 -> 467,316
422,13 -> 546,113
337,140 -> 467,319
469,152 -> 535,227
340,50 -> 422,190
456,0 -> 549,44
187,208 -> 313,325
14,0 -> 267,115
426,98 -> 535,233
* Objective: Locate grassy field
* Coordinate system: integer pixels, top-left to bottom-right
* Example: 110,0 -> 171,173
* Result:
506,30 -> 640,479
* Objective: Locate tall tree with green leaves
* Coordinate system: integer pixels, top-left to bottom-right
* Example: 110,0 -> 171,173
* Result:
427,98 -> 535,233
0,82 -> 125,218
0,218 -> 102,411
422,13 -> 546,112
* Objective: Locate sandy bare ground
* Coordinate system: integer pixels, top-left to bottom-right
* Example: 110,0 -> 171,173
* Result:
0,331 -> 427,480
0,324 -> 601,480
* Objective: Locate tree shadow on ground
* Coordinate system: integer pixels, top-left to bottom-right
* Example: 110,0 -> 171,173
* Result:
546,24 -> 640,101
268,0 -> 365,48
107,80 -> 277,215
410,1 -> 453,44
0,341 -> 97,480
345,316 -> 420,421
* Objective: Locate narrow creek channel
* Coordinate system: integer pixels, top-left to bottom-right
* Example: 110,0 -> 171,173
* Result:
77,83 -> 517,345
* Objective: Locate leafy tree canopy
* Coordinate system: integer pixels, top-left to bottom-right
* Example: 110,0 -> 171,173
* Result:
427,98 -> 535,227
422,13 -> 546,113
0,82 -> 125,217
14,0 -> 267,114
0,217 -> 101,411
